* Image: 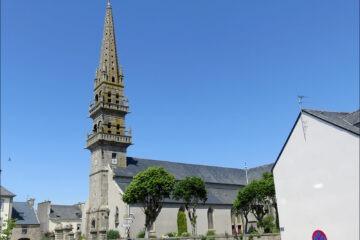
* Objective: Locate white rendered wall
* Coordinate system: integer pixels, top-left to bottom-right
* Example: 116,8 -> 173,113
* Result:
0,197 -> 12,229
273,113 -> 359,240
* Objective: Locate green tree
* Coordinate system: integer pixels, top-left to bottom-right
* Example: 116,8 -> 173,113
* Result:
123,167 -> 175,238
0,219 -> 16,240
261,173 -> 279,229
233,186 -> 254,234
107,229 -> 120,239
177,208 -> 188,235
173,177 -> 207,236
248,180 -> 268,224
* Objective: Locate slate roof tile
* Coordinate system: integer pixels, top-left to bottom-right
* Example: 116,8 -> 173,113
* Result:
12,202 -> 39,225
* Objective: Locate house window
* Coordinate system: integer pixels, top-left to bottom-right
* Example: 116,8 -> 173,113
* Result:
21,226 -> 28,234
207,207 -> 214,230
115,207 -> 119,228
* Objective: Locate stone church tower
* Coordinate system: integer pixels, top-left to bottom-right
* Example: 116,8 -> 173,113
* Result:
85,1 -> 131,239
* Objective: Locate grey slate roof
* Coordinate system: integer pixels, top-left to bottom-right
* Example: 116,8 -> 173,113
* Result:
0,186 -> 16,197
114,157 -> 273,185
114,157 -> 274,205
11,202 -> 39,225
49,204 -> 82,221
303,109 -> 360,135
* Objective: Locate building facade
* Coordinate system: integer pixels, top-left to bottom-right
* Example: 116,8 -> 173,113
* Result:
85,1 -> 274,238
273,109 -> 360,240
11,200 -> 41,240
37,201 -> 84,238
0,186 -> 15,232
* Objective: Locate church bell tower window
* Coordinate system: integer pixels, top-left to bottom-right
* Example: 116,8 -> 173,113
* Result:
112,153 -> 117,164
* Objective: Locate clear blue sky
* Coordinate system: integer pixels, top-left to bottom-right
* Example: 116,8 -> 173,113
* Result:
1,0 -> 358,204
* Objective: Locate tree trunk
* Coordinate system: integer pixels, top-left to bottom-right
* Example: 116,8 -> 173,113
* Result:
145,215 -> 151,239
145,226 -> 150,239
244,215 -> 249,235
274,203 -> 279,229
187,207 -> 197,236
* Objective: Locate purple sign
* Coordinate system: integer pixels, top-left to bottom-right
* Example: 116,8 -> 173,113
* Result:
312,230 -> 327,240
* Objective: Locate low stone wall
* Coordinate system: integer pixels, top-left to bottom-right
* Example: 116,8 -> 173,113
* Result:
130,234 -> 281,240
242,234 -> 280,240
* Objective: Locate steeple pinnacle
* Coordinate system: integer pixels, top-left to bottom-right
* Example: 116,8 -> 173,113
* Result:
97,0 -> 123,87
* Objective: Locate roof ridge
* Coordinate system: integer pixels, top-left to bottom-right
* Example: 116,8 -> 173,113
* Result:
303,108 -> 350,115
128,157 -> 248,171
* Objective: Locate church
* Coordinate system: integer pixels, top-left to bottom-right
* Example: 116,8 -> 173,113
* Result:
83,1 -> 273,239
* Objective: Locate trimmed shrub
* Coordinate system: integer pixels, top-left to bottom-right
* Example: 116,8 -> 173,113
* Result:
137,230 -> 146,238
248,226 -> 258,234
205,230 -> 216,240
206,230 -> 216,236
166,232 -> 178,237
258,215 -> 275,233
107,230 -> 120,239
181,232 -> 190,237
177,209 -> 188,235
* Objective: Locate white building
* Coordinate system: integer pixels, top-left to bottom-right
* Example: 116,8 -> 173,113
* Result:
273,109 -> 359,240
1,186 -> 15,231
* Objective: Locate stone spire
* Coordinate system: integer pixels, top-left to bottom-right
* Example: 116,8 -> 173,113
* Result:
97,0 -> 123,87
86,1 -> 131,238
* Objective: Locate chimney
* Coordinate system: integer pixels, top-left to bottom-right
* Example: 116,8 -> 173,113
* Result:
27,198 -> 35,208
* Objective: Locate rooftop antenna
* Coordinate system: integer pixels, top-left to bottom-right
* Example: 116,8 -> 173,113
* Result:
298,95 -> 307,141
245,161 -> 249,185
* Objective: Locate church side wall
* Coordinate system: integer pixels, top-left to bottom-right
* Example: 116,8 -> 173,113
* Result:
124,204 -> 232,237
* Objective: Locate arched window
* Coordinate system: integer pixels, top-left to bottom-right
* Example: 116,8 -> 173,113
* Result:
108,92 -> 111,97
91,219 -> 96,229
112,76 -> 115,82
207,207 -> 214,230
108,122 -> 111,128
93,124 -> 97,133
115,207 -> 119,228
95,94 -> 98,102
